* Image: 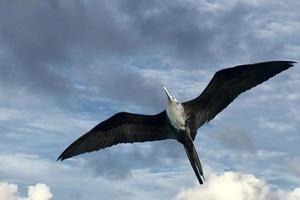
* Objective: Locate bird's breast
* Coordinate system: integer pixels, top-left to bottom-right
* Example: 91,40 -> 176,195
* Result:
166,103 -> 186,130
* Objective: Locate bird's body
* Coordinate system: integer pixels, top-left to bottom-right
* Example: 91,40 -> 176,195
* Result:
58,61 -> 296,185
164,87 -> 186,130
166,101 -> 186,129
164,86 -> 205,183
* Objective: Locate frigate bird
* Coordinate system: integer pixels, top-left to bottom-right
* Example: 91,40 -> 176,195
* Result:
58,61 -> 296,184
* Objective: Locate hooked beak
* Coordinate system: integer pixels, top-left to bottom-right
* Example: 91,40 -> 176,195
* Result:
163,86 -> 172,101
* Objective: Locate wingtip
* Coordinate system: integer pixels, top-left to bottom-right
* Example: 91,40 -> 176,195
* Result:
287,60 -> 297,65
286,61 -> 297,69
57,145 -> 74,162
56,156 -> 63,162
272,60 -> 297,69
57,153 -> 67,162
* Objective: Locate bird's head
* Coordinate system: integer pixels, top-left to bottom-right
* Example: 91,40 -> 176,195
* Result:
163,86 -> 179,104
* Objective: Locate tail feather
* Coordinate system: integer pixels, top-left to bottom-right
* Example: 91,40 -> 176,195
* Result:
182,134 -> 205,184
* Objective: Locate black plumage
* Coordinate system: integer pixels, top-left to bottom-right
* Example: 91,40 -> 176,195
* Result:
58,60 -> 296,184
183,61 -> 296,139
57,111 -> 173,161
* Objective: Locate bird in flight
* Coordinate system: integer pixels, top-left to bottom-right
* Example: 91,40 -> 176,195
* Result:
58,61 -> 296,184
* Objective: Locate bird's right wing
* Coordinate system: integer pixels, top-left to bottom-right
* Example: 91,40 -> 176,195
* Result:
58,111 -> 173,161
183,61 -> 296,139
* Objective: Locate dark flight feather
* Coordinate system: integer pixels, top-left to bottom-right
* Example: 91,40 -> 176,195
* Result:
58,60 -> 295,185
182,134 -> 204,184
57,111 -> 173,161
183,61 -> 296,139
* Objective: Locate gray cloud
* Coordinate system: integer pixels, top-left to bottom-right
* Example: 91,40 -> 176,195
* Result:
80,140 -> 185,179
212,126 -> 256,153
0,0 -> 169,110
0,0 -> 299,110
74,61 -> 166,111
0,1 -> 299,199
288,157 -> 300,177
117,0 -> 299,66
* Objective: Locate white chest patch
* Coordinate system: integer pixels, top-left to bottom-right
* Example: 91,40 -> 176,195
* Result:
166,103 -> 186,130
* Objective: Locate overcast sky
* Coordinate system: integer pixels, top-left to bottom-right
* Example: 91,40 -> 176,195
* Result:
0,0 -> 299,199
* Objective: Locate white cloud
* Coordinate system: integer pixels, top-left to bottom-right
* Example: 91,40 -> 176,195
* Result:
0,182 -> 18,200
27,184 -> 53,200
286,188 -> 300,200
258,117 -> 296,133
0,182 -> 53,200
175,171 -> 300,200
0,153 -> 188,200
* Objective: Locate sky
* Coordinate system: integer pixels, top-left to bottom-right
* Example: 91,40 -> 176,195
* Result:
0,0 -> 299,199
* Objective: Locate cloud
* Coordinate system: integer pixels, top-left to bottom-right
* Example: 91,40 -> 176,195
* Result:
258,117 -> 296,133
74,61 -> 166,111
288,157 -> 300,176
27,184 -> 53,200
81,140 -> 185,179
0,152 -> 299,200
0,182 -> 53,200
285,188 -> 300,200
212,126 -> 256,153
0,153 -> 190,200
0,0 -> 164,109
175,171 -> 300,200
0,182 -> 17,200
0,0 -> 299,110
0,1 -> 299,199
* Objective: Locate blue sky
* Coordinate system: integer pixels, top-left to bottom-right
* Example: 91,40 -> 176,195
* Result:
0,0 -> 299,199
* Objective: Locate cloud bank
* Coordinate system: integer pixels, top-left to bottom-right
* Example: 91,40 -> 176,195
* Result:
0,0 -> 298,199
0,182 -> 53,200
0,0 -> 298,110
175,171 -> 300,200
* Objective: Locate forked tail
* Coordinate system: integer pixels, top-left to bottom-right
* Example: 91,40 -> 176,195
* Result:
182,134 -> 205,184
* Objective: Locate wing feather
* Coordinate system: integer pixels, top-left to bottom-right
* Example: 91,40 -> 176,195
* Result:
183,61 -> 296,139
58,111 -> 172,161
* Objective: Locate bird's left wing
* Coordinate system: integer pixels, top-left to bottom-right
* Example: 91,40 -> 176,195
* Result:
183,61 -> 296,139
57,111 -> 173,161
